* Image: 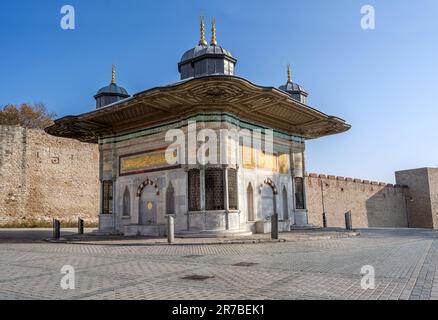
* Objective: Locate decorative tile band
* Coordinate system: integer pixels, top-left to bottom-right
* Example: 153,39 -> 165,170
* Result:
99,112 -> 305,145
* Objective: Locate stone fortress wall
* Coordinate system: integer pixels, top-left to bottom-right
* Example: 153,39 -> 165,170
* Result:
395,168 -> 438,229
0,125 -> 99,225
305,174 -> 409,229
0,125 -> 436,230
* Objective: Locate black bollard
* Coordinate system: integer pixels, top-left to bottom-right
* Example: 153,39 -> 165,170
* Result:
271,213 -> 279,240
78,218 -> 84,235
53,219 -> 61,239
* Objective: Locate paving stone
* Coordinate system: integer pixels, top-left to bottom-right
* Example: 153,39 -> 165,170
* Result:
0,229 -> 437,299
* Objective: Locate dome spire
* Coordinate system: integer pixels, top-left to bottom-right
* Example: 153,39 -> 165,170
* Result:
111,64 -> 116,84
210,17 -> 217,46
199,16 -> 207,46
279,64 -> 308,104
95,65 -> 129,109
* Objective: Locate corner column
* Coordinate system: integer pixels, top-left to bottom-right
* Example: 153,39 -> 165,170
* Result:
200,166 -> 205,211
224,166 -> 229,230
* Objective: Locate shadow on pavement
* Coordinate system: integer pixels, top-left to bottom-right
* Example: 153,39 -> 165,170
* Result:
357,228 -> 438,238
0,228 -> 96,243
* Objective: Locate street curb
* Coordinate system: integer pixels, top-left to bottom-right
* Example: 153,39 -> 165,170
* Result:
44,231 -> 360,246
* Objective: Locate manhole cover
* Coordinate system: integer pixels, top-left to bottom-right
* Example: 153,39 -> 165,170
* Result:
182,275 -> 214,281
233,262 -> 258,267
183,255 -> 204,259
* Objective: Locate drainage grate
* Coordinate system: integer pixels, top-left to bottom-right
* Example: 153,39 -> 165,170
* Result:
183,255 -> 204,259
182,274 -> 215,281
232,262 -> 258,267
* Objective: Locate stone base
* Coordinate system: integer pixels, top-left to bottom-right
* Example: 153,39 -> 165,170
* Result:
123,224 -> 166,237
294,210 -> 309,226
255,220 -> 291,234
99,214 -> 114,231
279,220 -> 291,232
290,224 -> 319,230
255,221 -> 271,234
91,229 -> 123,236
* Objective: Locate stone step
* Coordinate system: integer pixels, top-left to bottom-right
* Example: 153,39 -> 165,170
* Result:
290,224 -> 321,230
176,230 -> 253,238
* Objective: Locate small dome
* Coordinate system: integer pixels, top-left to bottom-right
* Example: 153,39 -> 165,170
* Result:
279,81 -> 307,94
94,65 -> 130,109
278,64 -> 308,104
178,17 -> 237,80
180,44 -> 234,63
96,83 -> 129,96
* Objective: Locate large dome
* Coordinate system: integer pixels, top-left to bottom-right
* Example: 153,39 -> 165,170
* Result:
178,17 -> 237,80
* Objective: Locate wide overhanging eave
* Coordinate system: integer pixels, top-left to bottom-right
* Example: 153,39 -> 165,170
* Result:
45,75 -> 351,142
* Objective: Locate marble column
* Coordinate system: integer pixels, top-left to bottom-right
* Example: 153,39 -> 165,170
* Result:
224,166 -> 229,230
200,166 -> 205,211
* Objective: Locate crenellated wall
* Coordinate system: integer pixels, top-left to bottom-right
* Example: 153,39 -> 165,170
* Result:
1,124 -> 435,231
305,173 -> 409,228
0,125 -> 99,226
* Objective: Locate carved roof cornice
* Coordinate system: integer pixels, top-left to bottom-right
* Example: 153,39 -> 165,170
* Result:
45,75 -> 351,143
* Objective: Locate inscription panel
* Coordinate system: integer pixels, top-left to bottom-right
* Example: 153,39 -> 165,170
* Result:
119,149 -> 179,176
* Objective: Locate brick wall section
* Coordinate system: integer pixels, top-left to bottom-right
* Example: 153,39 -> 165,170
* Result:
305,173 -> 408,228
396,168 -> 438,228
0,125 -> 99,225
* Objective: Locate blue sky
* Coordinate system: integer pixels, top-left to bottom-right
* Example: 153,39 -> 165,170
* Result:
1,0 -> 437,182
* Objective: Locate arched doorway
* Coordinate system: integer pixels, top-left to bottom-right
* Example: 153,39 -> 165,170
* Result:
247,183 -> 254,221
282,186 -> 288,220
261,185 -> 274,220
137,178 -> 158,225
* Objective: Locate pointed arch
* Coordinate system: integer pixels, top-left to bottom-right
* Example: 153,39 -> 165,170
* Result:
136,177 -> 158,197
166,181 -> 175,215
122,186 -> 131,217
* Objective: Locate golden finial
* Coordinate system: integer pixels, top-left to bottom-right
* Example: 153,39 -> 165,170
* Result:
199,16 -> 207,46
287,64 -> 292,82
210,17 -> 217,46
111,64 -> 116,84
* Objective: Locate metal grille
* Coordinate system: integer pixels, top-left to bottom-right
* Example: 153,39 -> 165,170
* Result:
205,168 -> 224,210
102,180 -> 113,214
228,168 -> 238,210
294,177 -> 305,210
188,169 -> 201,211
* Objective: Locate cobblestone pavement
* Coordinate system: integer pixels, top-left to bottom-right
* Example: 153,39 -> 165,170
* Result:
0,228 -> 437,300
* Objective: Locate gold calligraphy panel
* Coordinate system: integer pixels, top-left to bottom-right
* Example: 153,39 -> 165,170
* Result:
242,147 -> 289,173
258,151 -> 278,171
242,146 -> 256,169
278,153 -> 290,174
120,149 -> 176,175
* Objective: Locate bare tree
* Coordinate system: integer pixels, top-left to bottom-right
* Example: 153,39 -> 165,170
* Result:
0,103 -> 56,129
